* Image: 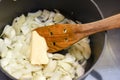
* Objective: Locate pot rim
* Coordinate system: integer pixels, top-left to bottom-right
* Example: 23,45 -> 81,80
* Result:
77,0 -> 106,80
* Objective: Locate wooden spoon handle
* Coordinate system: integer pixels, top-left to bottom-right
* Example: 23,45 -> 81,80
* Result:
76,14 -> 120,37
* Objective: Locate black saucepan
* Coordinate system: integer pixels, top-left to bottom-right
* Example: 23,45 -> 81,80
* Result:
0,0 -> 105,80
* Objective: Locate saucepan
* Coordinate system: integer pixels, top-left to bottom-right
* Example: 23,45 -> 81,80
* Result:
0,0 -> 105,80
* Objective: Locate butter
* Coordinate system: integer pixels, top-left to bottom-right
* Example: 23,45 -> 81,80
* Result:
30,31 -> 49,65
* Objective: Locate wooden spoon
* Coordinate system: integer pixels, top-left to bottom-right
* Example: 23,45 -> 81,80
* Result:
34,14 -> 120,53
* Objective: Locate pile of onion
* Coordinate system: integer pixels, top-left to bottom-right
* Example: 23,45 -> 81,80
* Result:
0,10 -> 91,80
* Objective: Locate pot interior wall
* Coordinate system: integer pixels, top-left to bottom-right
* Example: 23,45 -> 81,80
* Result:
0,0 -> 105,79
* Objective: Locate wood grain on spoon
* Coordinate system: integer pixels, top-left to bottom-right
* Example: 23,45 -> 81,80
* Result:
34,14 -> 120,53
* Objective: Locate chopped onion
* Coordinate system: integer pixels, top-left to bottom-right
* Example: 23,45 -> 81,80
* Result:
0,10 -> 91,80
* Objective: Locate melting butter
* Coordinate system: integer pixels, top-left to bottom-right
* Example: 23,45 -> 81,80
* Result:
30,31 -> 49,65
